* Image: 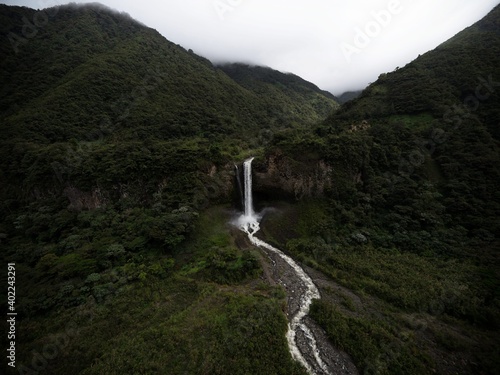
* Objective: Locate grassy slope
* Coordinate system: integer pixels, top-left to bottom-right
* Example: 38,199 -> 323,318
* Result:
260,201 -> 498,375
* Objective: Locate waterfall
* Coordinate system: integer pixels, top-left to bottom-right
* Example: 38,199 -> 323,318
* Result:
243,157 -> 255,218
237,157 -> 330,375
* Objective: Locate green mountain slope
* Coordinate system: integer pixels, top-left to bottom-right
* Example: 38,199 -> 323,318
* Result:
0,2 -> 338,215
312,4 -> 500,236
219,63 -> 339,124
336,90 -> 362,104
0,8 -> 276,143
0,4 -> 332,375
0,4 -> 337,145
331,5 -> 500,138
261,5 -> 500,374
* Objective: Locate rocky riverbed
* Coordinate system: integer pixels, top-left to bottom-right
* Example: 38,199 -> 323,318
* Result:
237,215 -> 358,375
257,238 -> 359,375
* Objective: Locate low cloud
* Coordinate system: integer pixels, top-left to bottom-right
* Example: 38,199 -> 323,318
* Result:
5,0 -> 499,95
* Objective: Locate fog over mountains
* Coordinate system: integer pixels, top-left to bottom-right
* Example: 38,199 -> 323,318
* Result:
3,0 -> 499,94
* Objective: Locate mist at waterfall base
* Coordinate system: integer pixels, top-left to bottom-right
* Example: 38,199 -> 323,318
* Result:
232,159 -> 277,231
234,157 -> 261,229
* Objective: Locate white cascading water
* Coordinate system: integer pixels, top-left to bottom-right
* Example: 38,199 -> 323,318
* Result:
243,157 -> 254,218
238,157 -> 330,375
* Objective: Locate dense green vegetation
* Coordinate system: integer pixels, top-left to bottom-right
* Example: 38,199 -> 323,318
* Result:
331,7 -> 500,138
219,63 -> 339,124
0,4 -> 336,374
261,200 -> 498,374
1,2 -> 499,375
255,5 -> 500,374
336,90 -> 362,104
8,206 -> 306,374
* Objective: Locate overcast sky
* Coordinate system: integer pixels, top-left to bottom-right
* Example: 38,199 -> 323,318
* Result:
3,0 -> 499,94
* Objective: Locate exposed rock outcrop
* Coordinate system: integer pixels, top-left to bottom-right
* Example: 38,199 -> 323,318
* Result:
253,152 -> 333,200
64,186 -> 107,210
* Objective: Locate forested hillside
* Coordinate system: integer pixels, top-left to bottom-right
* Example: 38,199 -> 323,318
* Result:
219,63 -> 339,124
0,2 -> 499,375
0,3 -> 336,374
260,5 -> 500,374
0,4 -> 338,144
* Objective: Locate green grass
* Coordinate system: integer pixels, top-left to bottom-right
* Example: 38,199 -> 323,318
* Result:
388,113 -> 435,131
310,299 -> 431,375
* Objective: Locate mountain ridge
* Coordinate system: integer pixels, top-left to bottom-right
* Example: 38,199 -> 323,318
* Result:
328,4 -> 500,138
0,3 -> 338,145
219,62 -> 339,125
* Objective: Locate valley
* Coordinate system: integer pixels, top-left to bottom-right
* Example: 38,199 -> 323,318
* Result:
1,3 -> 499,375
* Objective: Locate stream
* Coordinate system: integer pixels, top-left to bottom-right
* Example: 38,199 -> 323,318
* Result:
237,158 -> 358,375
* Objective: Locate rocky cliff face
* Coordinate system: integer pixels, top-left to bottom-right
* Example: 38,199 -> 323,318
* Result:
45,155 -> 331,212
64,186 -> 107,210
253,152 -> 333,200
